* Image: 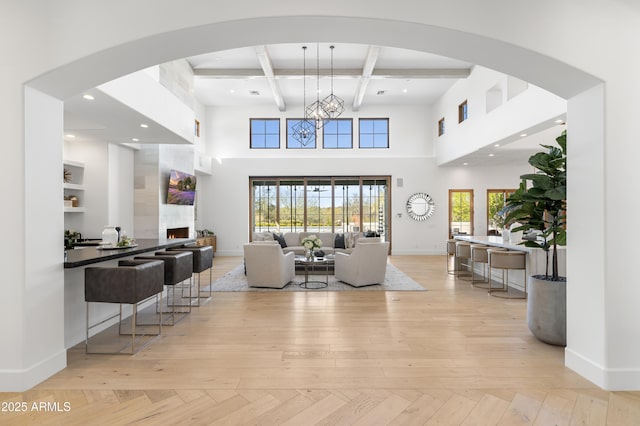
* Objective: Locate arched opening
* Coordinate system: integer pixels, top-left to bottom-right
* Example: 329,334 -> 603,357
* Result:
22,15 -> 606,390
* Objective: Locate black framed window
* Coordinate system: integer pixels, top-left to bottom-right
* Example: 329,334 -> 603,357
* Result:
458,100 -> 468,123
359,118 -> 389,148
250,118 -> 280,149
323,118 -> 353,149
438,117 -> 445,136
286,118 -> 316,149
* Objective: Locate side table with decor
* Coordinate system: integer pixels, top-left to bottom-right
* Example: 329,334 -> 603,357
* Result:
195,233 -> 216,253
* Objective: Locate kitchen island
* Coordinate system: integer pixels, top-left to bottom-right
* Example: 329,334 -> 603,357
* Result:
453,235 -> 566,292
64,238 -> 195,348
64,238 -> 195,268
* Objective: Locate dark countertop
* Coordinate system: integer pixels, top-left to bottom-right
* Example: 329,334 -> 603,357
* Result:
64,238 -> 196,268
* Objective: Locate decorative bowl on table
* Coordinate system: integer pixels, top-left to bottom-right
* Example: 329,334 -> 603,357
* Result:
314,250 -> 325,258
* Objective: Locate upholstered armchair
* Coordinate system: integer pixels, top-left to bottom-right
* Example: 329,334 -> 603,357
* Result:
335,241 -> 390,287
243,242 -> 295,289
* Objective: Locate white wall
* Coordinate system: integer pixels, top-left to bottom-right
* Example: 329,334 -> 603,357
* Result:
99,70 -> 195,145
208,104 -> 433,160
108,144 -> 135,236
197,103 -> 530,255
433,66 -> 566,165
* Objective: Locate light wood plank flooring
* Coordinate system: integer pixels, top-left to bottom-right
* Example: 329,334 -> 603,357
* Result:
2,255 -> 639,425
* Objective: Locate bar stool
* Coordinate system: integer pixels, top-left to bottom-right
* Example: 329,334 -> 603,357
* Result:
469,244 -> 489,286
84,259 -> 164,354
487,249 -> 527,299
167,245 -> 214,305
135,250 -> 193,325
446,239 -> 458,274
455,241 -> 473,280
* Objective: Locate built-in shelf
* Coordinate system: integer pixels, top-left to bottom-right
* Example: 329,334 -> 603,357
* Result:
63,183 -> 85,191
63,159 -> 85,168
64,207 -> 86,213
63,159 -> 85,213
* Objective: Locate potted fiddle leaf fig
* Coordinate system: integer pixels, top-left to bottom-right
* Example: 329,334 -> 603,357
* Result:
500,130 -> 567,345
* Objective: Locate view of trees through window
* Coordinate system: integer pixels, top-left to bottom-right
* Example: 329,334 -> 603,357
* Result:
449,189 -> 474,238
487,189 -> 516,235
251,177 -> 390,240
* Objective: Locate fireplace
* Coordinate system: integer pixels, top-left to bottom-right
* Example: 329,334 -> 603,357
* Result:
167,227 -> 189,239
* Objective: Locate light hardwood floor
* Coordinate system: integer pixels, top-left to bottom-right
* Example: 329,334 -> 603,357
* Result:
2,255 -> 640,425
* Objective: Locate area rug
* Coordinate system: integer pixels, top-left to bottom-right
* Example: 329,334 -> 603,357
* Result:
205,263 -> 426,292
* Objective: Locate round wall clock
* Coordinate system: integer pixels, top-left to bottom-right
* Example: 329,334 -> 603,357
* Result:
406,192 -> 436,221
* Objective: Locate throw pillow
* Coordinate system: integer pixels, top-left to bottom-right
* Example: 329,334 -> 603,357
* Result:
273,233 -> 287,248
334,233 -> 345,249
344,232 -> 356,248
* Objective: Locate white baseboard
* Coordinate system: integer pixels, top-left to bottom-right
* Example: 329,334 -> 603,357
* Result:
390,249 -> 444,255
565,347 -> 640,391
0,349 -> 66,392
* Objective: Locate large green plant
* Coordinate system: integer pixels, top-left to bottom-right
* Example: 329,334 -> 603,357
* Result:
501,130 -> 567,281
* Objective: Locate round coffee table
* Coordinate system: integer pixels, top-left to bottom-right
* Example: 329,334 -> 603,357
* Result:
295,256 -> 335,289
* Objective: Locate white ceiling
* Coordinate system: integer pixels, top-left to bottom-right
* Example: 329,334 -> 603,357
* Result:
63,42 -> 563,165
188,43 -> 472,108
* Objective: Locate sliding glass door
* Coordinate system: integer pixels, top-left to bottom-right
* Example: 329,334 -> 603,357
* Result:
250,176 -> 390,241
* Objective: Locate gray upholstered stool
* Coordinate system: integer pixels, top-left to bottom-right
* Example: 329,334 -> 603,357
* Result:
167,245 -> 214,305
135,250 -> 193,325
487,249 -> 527,299
470,244 -> 506,287
455,241 -> 473,280
84,259 -> 164,354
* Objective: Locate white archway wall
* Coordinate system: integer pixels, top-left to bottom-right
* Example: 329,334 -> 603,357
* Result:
3,1 -> 639,390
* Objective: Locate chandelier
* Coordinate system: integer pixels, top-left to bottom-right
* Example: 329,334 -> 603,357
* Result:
291,46 -> 316,145
291,44 -> 346,143
321,45 -> 345,120
305,43 -> 329,130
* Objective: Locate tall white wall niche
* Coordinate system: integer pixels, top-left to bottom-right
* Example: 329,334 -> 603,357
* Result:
486,84 -> 503,113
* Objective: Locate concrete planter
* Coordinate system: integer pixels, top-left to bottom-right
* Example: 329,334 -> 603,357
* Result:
527,275 -> 567,346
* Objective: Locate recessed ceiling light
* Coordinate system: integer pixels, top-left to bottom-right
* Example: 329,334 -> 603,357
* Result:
403,88 -> 408,93
131,138 -> 139,142
494,144 -> 500,147
555,119 -> 564,123
488,153 -> 495,157
82,94 -> 94,100
463,162 -> 468,166
65,134 -> 75,139
229,89 -> 235,94
520,133 -> 527,137
140,124 -> 149,128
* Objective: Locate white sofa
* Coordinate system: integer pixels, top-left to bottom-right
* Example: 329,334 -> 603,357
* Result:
243,242 -> 295,288
252,231 -> 365,256
335,240 -> 390,287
